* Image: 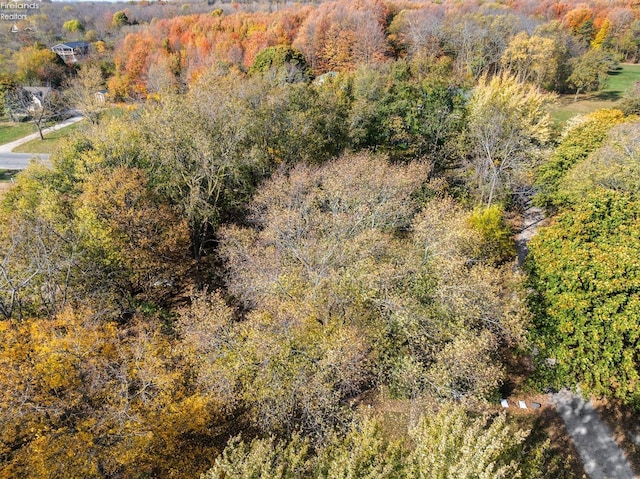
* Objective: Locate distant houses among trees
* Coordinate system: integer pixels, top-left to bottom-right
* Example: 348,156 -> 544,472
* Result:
50,41 -> 90,63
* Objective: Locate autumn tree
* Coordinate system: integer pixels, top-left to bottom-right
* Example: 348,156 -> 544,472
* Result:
0,73 -> 17,120
528,189 -> 640,406
293,0 -> 389,73
63,19 -> 84,34
0,213 -> 77,320
5,87 -> 66,140
529,20 -> 579,92
134,73 -> 274,259
0,308 -> 225,478
111,10 -> 130,28
535,109 -> 626,210
567,48 -> 616,101
618,19 -> 640,62
74,167 -> 193,307
64,64 -> 106,125
440,12 -> 525,80
564,4 -> 595,44
466,73 -> 554,206
213,152 -> 526,437
389,5 -> 446,59
204,407 -> 531,479
12,45 -> 68,87
345,61 -> 466,165
560,121 -> 640,198
249,45 -> 314,83
501,31 -> 569,91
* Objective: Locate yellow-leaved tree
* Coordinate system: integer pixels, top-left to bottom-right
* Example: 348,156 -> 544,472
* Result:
0,307 -> 227,478
466,73 -> 554,206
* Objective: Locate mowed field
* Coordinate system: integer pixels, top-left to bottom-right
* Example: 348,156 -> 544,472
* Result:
12,121 -> 85,154
0,122 -> 37,146
552,63 -> 640,124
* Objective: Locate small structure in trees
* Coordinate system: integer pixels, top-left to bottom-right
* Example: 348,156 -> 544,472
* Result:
95,90 -> 108,104
22,87 -> 53,110
51,41 -> 90,63
6,87 -> 65,140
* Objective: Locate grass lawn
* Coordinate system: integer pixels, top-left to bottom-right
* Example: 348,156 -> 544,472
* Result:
12,121 -> 85,154
551,63 -> 640,124
0,122 -> 37,146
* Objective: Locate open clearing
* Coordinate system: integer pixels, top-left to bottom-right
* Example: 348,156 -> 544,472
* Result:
552,63 -> 640,124
0,122 -> 37,146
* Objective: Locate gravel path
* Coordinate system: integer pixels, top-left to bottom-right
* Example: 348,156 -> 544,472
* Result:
514,205 -> 545,266
552,390 -> 636,479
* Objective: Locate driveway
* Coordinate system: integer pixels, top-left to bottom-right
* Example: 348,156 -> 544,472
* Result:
552,390 -> 636,479
0,116 -> 83,153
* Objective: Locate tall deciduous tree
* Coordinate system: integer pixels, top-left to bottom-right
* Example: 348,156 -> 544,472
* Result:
0,308 -> 224,478
250,45 -> 314,83
204,407 -> 529,479
136,73 -> 273,259
64,64 -> 106,125
213,152 -> 525,437
466,73 -> 554,206
293,0 -> 389,73
5,87 -> 66,140
567,49 -> 616,101
12,45 -> 68,87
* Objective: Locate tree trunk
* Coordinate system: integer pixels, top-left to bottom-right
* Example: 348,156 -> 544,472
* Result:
36,124 -> 44,140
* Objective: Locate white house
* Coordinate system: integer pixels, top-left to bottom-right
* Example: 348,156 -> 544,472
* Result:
51,41 -> 90,63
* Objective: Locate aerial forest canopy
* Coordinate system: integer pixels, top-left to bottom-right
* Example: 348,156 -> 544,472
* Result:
1,0 -> 640,477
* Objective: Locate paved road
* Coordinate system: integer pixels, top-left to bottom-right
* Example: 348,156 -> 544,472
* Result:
0,153 -> 50,169
552,390 -> 636,479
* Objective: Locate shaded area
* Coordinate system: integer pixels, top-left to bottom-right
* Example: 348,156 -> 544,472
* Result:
515,206 -> 545,266
595,90 -> 623,101
552,390 -> 636,479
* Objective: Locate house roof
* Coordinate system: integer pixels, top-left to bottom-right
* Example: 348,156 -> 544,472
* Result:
52,41 -> 89,49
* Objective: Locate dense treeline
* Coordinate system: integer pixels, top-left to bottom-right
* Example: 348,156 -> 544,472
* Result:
2,0 -> 640,477
4,0 -> 640,102
0,61 -> 542,477
102,0 -> 640,100
528,112 -> 640,406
